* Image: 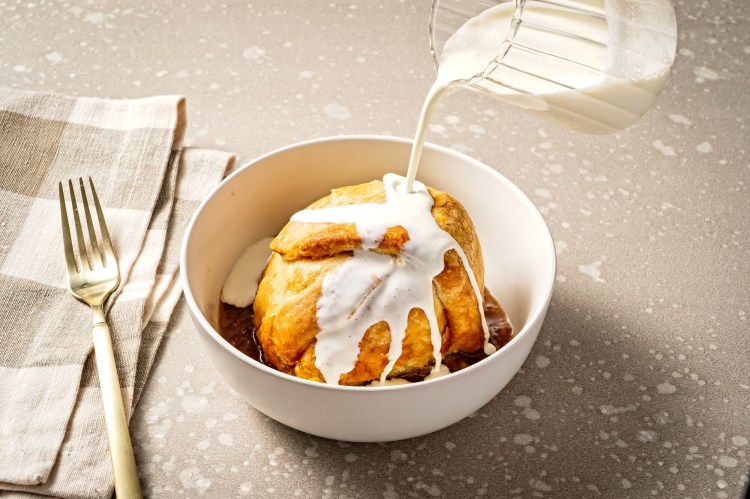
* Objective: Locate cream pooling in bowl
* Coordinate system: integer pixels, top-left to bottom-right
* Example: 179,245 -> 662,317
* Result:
290,173 -> 494,385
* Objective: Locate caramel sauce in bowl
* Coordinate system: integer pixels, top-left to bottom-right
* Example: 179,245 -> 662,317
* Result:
218,290 -> 514,384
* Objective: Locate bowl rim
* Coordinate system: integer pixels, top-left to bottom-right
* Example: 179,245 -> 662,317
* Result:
180,134 -> 556,392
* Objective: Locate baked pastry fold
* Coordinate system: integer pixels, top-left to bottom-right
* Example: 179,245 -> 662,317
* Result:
253,179 -> 487,385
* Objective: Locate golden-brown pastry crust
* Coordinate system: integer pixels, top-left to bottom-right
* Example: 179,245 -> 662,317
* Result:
254,179 -> 485,385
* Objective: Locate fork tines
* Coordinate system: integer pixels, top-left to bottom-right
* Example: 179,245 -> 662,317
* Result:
58,178 -> 115,273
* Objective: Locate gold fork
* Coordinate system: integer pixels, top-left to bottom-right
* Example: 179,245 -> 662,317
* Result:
59,178 -> 143,498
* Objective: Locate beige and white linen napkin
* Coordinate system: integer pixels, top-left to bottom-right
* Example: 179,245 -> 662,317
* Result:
0,88 -> 232,498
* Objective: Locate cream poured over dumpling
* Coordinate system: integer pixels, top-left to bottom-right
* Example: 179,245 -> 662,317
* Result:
291,174 -> 493,385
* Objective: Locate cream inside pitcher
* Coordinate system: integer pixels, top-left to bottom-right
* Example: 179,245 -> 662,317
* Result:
427,0 -> 678,134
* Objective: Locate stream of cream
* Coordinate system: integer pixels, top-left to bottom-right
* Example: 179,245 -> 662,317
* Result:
224,1 -> 673,385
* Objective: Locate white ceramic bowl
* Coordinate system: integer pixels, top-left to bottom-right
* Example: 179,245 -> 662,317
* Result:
180,135 -> 555,442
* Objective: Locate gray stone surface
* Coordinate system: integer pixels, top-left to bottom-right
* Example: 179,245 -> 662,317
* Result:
3,0 -> 748,497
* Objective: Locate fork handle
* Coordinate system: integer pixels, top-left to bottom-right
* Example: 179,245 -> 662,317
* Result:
92,320 -> 144,498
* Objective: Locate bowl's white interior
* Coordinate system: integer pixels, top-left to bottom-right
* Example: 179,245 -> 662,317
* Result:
185,137 -> 554,357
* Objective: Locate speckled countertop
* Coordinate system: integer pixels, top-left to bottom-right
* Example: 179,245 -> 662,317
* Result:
4,0 -> 749,497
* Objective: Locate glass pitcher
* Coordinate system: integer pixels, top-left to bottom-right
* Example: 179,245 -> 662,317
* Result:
428,0 -> 678,134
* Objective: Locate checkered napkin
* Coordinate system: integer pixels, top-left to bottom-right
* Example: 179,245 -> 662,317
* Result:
0,88 -> 233,498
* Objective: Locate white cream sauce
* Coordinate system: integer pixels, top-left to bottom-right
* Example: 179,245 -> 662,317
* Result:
220,236 -> 274,308
291,174 -> 493,385
369,363 -> 451,387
